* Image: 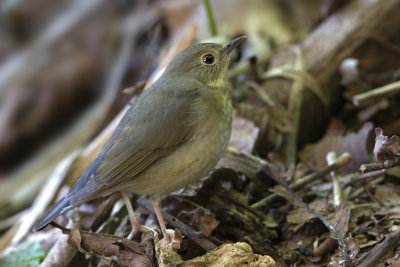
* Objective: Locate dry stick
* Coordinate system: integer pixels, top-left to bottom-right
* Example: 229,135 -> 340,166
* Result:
314,152 -> 344,257
137,197 -> 217,252
260,165 -> 350,261
353,80 -> 400,106
358,228 -> 400,267
359,158 -> 400,173
314,238 -> 337,257
251,152 -> 352,209
352,170 -> 385,183
326,152 -> 343,207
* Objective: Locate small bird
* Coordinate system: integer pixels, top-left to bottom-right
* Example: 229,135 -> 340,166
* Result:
33,36 -> 246,238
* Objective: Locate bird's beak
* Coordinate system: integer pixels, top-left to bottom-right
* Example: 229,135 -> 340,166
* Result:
223,36 -> 247,55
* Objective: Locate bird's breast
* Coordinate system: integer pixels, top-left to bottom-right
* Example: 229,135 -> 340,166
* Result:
124,90 -> 233,196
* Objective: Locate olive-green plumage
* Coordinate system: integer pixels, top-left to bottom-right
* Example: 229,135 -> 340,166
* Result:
33,36 -> 246,231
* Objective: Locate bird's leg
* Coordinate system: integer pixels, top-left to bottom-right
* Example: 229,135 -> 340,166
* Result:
121,191 -> 141,239
151,198 -> 170,243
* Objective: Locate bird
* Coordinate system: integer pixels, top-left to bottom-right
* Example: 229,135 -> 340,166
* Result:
33,36 -> 247,239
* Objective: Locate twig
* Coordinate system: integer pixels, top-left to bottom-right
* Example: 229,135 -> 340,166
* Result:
317,152 -> 346,258
326,152 -> 343,207
359,158 -> 400,173
352,170 -> 385,183
251,152 -> 352,209
358,228 -> 400,267
314,238 -> 337,257
353,80 -> 400,106
202,0 -> 217,36
137,197 -> 217,252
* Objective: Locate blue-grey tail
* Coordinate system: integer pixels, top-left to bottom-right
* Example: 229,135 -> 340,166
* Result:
33,152 -> 104,231
33,196 -> 72,231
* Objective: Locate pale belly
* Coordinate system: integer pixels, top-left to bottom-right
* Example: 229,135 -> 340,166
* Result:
124,121 -> 231,197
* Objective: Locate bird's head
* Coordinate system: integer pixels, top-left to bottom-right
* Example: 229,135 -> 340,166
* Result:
164,36 -> 246,87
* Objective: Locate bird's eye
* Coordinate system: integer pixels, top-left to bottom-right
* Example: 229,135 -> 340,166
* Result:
202,54 -> 215,65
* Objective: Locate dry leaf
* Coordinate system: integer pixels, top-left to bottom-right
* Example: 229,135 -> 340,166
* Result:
373,128 -> 400,161
299,120 -> 372,172
229,115 -> 260,154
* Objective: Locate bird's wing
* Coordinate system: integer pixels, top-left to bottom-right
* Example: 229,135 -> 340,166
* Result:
33,83 -> 201,231
68,83 -> 200,205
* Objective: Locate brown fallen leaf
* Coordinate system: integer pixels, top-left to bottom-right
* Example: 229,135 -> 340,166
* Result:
229,115 -> 260,154
299,119 -> 372,173
326,204 -> 350,240
65,227 -> 153,267
373,128 -> 400,161
285,198 -> 328,231
359,128 -> 400,173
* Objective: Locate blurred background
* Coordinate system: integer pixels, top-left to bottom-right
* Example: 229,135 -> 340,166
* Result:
0,0 -> 351,175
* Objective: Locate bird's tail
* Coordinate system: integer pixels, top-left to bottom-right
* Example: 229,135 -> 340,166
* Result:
33,153 -> 103,231
33,196 -> 72,231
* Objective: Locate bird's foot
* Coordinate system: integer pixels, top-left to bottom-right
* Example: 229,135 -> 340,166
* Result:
127,225 -> 155,240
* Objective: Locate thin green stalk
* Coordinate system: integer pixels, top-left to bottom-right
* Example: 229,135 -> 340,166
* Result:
353,80 -> 400,106
202,0 -> 217,36
285,47 -> 307,167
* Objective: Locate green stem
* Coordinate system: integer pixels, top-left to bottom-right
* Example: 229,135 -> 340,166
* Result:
353,80 -> 400,106
202,0 -> 217,36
